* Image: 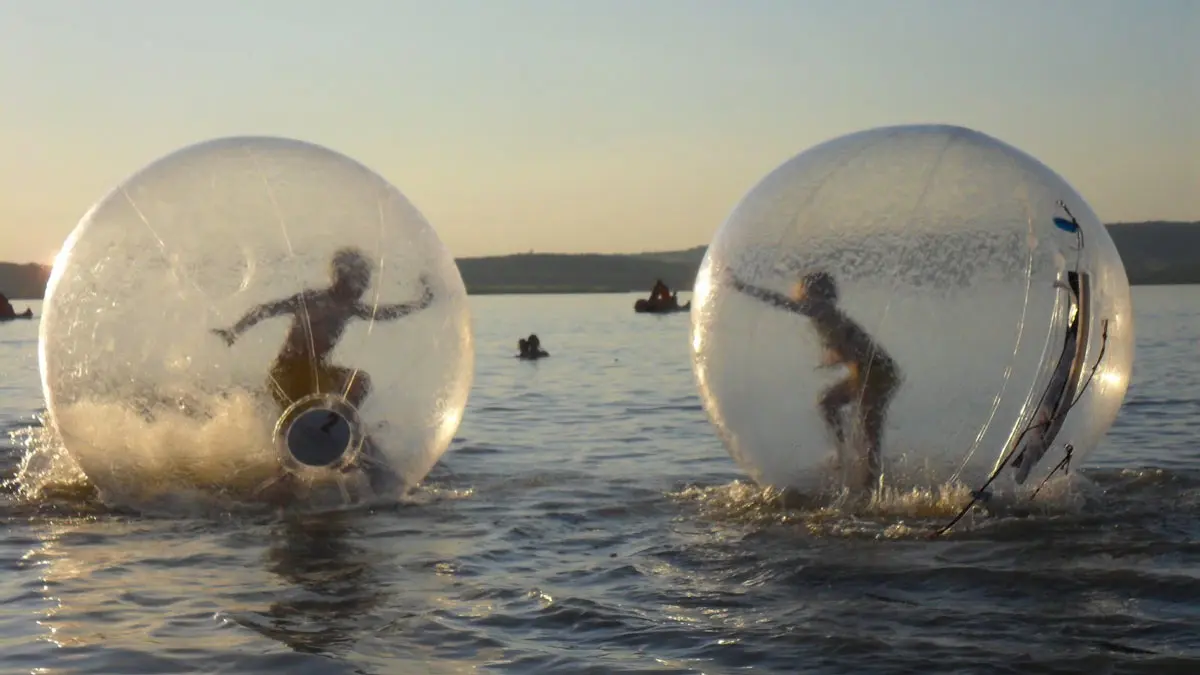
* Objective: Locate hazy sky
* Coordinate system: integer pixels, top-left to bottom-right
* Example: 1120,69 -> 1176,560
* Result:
2,0 -> 1196,264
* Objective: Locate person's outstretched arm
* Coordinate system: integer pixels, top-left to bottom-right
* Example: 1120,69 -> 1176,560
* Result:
358,275 -> 435,321
212,293 -> 301,345
726,271 -> 812,316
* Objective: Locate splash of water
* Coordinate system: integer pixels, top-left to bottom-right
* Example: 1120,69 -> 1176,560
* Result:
6,392 -> 379,515
670,459 -> 1091,539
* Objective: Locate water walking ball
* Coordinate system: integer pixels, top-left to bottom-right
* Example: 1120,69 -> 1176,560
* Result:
690,125 -> 1134,495
39,136 -> 474,508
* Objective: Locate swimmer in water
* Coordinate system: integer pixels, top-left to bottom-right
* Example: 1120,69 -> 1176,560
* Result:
517,333 -> 549,359
212,247 -> 434,489
726,269 -> 901,489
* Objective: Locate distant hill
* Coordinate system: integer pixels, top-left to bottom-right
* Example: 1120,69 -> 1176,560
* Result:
0,263 -> 51,301
455,247 -> 708,295
1106,222 -> 1200,286
3,222 -> 1198,298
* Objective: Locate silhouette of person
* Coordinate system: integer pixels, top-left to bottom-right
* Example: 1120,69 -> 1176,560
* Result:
651,279 -> 671,304
517,333 -> 549,359
212,247 -> 433,494
726,269 -> 901,488
213,247 -> 433,411
526,333 -> 543,355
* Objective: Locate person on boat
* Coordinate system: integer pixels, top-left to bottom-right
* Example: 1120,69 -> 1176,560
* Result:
211,247 -> 434,487
650,279 -> 671,304
726,268 -> 901,489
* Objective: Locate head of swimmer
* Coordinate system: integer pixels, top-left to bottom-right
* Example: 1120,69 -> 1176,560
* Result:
790,270 -> 838,309
329,248 -> 372,300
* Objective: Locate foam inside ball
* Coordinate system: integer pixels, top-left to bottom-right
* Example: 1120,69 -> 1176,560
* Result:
39,136 -> 474,508
690,125 -> 1133,494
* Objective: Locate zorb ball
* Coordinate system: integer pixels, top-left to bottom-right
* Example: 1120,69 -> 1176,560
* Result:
39,137 -> 474,508
690,125 -> 1133,495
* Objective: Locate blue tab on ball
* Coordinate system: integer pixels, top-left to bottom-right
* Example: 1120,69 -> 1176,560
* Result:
1053,217 -> 1080,233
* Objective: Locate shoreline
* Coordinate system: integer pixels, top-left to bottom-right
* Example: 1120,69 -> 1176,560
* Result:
5,221 -> 1200,299
5,281 -> 1199,302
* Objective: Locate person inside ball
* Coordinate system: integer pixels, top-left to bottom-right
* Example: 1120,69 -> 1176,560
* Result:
724,268 -> 901,489
211,247 -> 434,488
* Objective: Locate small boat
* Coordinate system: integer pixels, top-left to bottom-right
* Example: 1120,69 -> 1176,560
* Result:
634,298 -> 691,314
636,279 -> 690,314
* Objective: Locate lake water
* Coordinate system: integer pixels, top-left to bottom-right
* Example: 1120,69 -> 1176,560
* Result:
2,288 -> 1200,674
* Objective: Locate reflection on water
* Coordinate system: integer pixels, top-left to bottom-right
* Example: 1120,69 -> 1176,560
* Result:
26,518 -> 272,649
12,503 -> 503,674
242,514 -> 385,656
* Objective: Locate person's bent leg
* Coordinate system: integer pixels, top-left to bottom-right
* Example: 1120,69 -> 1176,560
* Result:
819,378 -> 857,453
268,357 -> 315,410
327,366 -> 393,492
333,367 -> 372,409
